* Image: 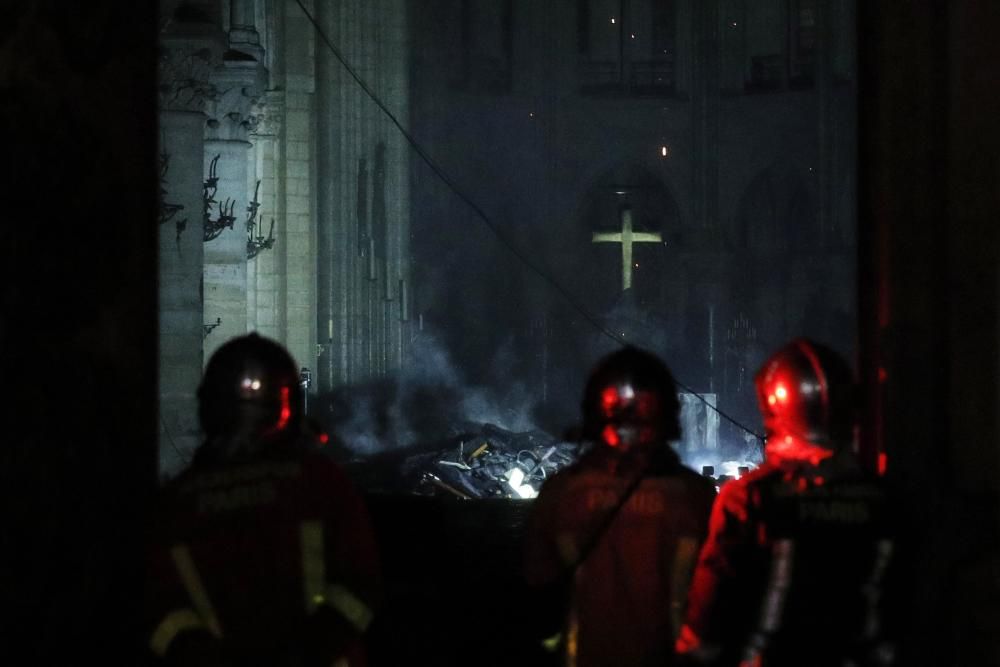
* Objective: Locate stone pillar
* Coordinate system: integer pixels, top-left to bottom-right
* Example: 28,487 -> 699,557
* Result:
248,91 -> 285,340
697,276 -> 727,393
816,0 -> 833,245
315,0 -> 337,393
282,0 -> 318,383
343,0 -> 363,384
314,0 -> 410,388
362,0 -> 379,378
674,0 -> 694,96
717,0 -> 746,93
316,0 -> 353,389
203,63 -> 261,361
158,24 -> 223,477
231,0 -> 256,29
229,0 -> 264,61
385,0 -> 411,372
691,0 -> 720,230
203,134 -> 250,357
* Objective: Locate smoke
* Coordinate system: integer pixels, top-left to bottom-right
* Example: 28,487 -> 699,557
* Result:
321,329 -> 760,467
460,381 -> 538,434
321,333 -> 540,455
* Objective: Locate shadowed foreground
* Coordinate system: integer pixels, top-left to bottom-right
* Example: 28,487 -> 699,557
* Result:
364,494 -> 545,666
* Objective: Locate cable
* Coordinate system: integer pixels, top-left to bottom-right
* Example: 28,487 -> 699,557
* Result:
159,412 -> 191,466
293,0 -> 763,443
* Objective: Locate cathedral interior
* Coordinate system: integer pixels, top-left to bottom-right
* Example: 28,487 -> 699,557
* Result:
151,0 -> 859,477
3,0 -> 1000,664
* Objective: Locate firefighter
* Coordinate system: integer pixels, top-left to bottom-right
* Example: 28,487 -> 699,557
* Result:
676,338 -> 894,667
523,346 -> 716,667
145,334 -> 380,667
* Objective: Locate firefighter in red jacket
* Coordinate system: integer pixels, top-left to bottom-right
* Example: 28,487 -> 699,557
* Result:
676,339 -> 894,667
523,346 -> 716,667
145,334 -> 381,667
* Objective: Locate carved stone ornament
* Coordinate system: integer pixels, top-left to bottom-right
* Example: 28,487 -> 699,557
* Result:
158,45 -> 218,113
250,91 -> 284,138
204,82 -> 260,142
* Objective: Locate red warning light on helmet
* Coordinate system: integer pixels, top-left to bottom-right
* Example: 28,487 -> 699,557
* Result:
601,386 -> 620,415
602,424 -> 621,448
276,386 -> 292,430
765,382 -> 789,409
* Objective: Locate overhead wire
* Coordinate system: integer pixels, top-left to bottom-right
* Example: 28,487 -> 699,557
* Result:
293,0 -> 764,444
160,411 -> 191,466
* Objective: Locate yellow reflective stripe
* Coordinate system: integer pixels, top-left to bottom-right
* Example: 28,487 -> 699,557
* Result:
669,536 -> 701,640
149,608 -> 205,658
300,520 -> 326,613
540,632 -> 562,652
326,583 -> 374,633
556,531 -> 579,566
299,520 -> 373,633
170,544 -> 222,638
565,606 -> 579,667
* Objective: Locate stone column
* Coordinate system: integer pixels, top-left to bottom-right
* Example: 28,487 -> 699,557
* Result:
248,91 -> 284,340
314,0 -> 411,386
816,0 -> 834,246
385,0 -> 411,372
312,0 -> 339,394
158,23 -> 224,477
231,0 -> 256,30
343,0 -> 363,384
691,0 -> 720,231
229,0 -> 264,62
202,62 -> 262,361
674,0 -> 694,96
280,0 -> 318,382
316,0 -> 354,389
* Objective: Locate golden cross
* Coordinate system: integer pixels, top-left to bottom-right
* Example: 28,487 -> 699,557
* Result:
592,207 -> 663,290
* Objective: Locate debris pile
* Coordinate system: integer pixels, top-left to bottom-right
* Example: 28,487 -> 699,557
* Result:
343,423 -> 578,499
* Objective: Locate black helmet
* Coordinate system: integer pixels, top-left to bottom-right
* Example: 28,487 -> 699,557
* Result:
581,346 -> 681,450
197,333 -> 303,448
754,338 -> 855,451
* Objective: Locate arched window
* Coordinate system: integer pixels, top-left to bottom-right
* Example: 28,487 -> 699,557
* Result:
720,0 -> 818,93
789,0 -> 818,87
577,0 -> 676,95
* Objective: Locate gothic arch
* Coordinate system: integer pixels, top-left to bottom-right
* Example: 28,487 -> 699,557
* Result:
576,162 -> 685,240
556,163 -> 686,339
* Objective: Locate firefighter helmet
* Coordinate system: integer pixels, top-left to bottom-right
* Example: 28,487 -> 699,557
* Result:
754,338 -> 855,451
198,333 -> 303,446
581,346 -> 681,450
